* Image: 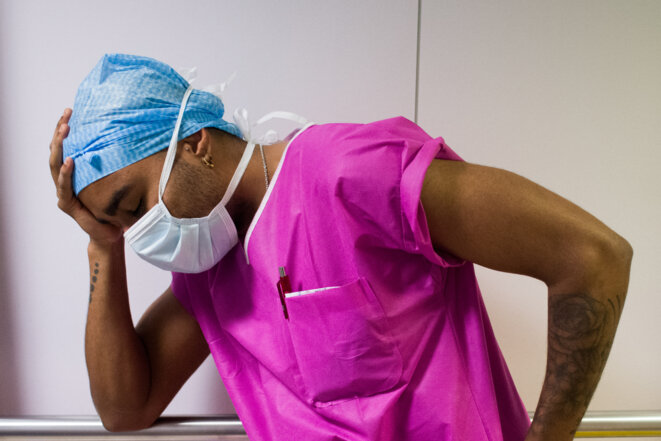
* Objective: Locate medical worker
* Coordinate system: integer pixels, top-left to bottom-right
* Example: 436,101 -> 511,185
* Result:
49,54 -> 632,441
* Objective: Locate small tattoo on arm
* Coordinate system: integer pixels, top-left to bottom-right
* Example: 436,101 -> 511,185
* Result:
89,262 -> 99,304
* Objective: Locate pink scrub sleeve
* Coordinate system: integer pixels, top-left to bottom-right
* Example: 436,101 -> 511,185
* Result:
399,128 -> 467,267
170,271 -> 227,342
331,116 -> 466,268
170,271 -> 223,343
170,272 -> 194,316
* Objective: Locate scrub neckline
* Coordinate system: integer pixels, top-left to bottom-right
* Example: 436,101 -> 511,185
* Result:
242,123 -> 316,264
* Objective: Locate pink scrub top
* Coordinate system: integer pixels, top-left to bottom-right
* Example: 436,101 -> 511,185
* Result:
171,117 -> 530,441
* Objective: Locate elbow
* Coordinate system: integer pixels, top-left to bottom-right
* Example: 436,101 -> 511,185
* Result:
617,235 -> 634,263
99,411 -> 156,433
598,232 -> 633,270
552,231 -> 633,293
91,386 -> 158,432
100,417 -> 126,433
577,232 -> 633,294
99,415 -> 124,433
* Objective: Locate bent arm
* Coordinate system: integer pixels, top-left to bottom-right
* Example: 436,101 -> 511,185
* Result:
86,241 -> 209,432
50,110 -> 209,431
421,160 -> 633,440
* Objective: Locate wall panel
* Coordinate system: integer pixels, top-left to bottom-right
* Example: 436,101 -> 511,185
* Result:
418,0 -> 661,416
0,0 -> 418,415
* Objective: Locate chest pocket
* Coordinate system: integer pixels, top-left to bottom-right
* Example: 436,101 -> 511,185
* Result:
285,277 -> 403,406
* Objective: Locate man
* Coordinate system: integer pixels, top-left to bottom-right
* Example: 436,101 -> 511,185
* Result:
49,54 -> 632,441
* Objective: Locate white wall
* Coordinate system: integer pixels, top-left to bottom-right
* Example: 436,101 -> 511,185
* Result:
0,0 -> 418,415
418,0 -> 661,416
0,0 -> 659,432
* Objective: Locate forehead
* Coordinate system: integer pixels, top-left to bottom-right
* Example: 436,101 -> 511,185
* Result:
77,159 -> 154,211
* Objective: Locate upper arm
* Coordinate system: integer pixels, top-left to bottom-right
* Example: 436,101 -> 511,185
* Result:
133,287 -> 209,424
420,159 -> 631,288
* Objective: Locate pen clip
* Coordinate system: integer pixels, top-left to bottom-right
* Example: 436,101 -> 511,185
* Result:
277,266 -> 290,320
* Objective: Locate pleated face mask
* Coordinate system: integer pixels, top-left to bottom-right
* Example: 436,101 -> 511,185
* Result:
123,85 -> 260,274
68,54 -> 309,272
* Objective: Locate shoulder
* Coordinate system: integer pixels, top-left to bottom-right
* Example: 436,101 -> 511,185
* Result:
285,117 -> 443,248
170,270 -> 212,318
291,116 -> 434,190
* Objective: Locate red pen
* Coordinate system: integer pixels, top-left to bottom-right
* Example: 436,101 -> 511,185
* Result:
276,266 -> 291,320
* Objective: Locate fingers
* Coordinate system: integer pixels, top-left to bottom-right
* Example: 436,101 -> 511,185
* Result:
56,157 -> 122,243
53,107 -> 72,138
49,108 -> 72,184
56,157 -> 89,223
56,157 -> 76,212
56,159 -> 93,227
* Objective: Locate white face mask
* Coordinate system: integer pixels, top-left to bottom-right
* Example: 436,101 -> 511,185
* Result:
124,85 -> 256,273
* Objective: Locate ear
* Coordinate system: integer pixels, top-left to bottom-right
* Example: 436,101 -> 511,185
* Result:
180,128 -> 211,158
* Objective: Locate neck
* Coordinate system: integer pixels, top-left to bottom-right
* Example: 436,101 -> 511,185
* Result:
211,130 -> 288,240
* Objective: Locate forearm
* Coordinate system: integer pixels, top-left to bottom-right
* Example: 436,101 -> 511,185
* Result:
528,240 -> 633,440
84,240 -> 151,428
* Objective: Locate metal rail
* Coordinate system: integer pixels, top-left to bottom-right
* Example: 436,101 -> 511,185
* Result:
572,411 -> 661,438
1,412 -> 660,439
0,416 -> 245,440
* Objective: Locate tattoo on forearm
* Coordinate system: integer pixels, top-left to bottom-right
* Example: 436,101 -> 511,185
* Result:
532,292 -> 625,434
89,262 -> 99,304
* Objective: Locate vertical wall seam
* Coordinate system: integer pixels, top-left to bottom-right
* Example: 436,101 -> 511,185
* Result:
414,0 -> 422,124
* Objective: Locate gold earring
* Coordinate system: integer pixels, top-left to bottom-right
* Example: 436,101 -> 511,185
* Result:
202,155 -> 214,168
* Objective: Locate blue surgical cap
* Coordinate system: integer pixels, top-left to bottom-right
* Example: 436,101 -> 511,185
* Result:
63,53 -> 242,195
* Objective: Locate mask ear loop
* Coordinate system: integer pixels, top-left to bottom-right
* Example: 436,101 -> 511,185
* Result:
218,141 -> 257,206
158,84 -> 195,202
220,109 -> 308,206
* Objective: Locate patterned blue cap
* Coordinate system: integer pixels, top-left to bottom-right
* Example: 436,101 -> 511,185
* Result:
63,54 -> 242,195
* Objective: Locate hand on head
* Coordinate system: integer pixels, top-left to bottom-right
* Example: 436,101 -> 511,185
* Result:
49,109 -> 124,246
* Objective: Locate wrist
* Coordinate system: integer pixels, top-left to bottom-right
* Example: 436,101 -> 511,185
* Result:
88,238 -> 124,258
528,394 -> 586,441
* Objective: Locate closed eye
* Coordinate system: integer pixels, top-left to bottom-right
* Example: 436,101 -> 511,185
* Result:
132,199 -> 144,218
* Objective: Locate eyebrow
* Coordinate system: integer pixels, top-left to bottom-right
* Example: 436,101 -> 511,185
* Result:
103,185 -> 131,217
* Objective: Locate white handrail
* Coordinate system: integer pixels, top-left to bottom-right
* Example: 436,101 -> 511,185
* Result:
0,416 -> 245,440
1,412 -> 660,439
